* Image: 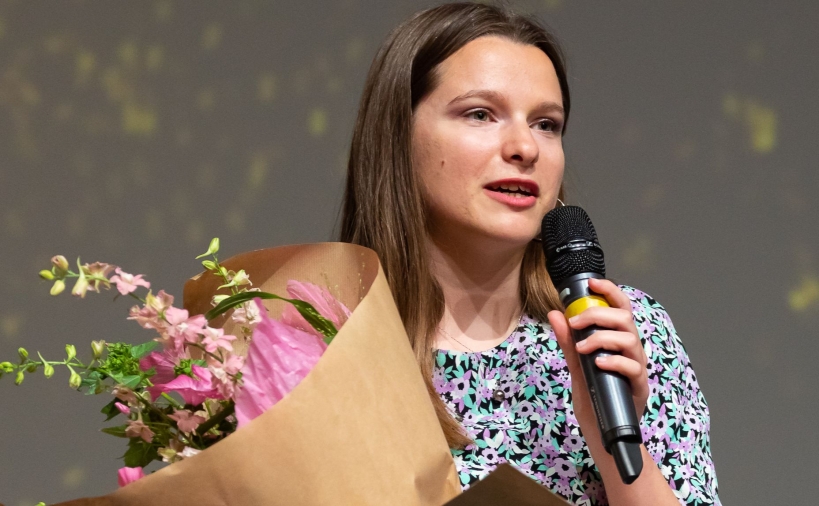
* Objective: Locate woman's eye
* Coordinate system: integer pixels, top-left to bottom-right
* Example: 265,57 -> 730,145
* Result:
467,110 -> 490,121
534,119 -> 556,132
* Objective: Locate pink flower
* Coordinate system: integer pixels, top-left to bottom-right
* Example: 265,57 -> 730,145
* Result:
110,268 -> 151,295
115,402 -> 131,415
164,307 -> 207,351
128,290 -> 175,331
125,420 -> 154,443
112,387 -> 138,404
280,280 -> 351,340
168,409 -> 206,434
139,351 -> 177,385
235,299 -> 327,428
147,364 -> 221,405
117,467 -> 145,487
231,300 -> 262,327
82,262 -> 114,292
201,327 -> 236,353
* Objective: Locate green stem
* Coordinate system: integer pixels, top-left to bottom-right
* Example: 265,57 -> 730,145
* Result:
196,401 -> 235,435
161,392 -> 184,410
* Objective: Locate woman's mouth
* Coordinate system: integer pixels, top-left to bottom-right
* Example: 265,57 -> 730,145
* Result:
485,183 -> 535,198
484,180 -> 539,208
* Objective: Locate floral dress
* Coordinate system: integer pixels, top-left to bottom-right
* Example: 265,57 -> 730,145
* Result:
433,287 -> 720,505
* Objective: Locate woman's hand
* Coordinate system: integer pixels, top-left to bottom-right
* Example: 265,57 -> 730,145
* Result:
547,278 -> 649,438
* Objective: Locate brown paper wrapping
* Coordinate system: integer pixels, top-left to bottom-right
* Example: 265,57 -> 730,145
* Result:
56,243 -> 461,505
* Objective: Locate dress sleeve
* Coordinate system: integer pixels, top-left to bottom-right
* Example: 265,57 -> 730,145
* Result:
621,286 -> 721,506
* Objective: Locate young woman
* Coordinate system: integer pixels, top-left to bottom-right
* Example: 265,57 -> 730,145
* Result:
340,3 -> 719,505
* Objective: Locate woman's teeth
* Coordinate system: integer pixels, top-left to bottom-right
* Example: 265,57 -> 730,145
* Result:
489,184 -> 531,196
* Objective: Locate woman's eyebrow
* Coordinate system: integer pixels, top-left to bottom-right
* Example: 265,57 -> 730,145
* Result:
447,89 -> 505,106
448,90 -> 564,116
534,102 -> 565,116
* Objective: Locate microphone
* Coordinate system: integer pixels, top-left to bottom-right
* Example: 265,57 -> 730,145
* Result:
541,205 -> 643,484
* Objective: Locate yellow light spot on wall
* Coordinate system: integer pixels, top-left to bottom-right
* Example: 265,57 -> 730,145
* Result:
146,45 -> 164,71
155,0 -> 173,22
621,236 -> 655,272
723,94 -> 777,154
185,221 -> 205,245
345,38 -> 365,64
744,101 -> 777,154
789,275 -> 819,312
1,313 -> 23,340
247,154 -> 268,189
122,102 -> 157,136
257,73 -> 277,103
308,108 -> 327,137
326,76 -> 342,94
62,465 -> 87,488
543,0 -> 562,10
202,23 -> 223,50
144,208 -> 164,239
118,41 -> 139,69
197,89 -> 215,111
75,50 -> 96,86
225,208 -> 246,233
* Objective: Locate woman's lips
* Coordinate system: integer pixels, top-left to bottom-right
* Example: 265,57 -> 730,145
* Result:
483,187 -> 537,208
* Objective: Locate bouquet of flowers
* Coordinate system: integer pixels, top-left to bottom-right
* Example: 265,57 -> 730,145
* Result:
3,238 -> 349,485
1,241 -> 462,505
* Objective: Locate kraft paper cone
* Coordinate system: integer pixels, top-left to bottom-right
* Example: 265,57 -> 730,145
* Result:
55,243 -> 461,506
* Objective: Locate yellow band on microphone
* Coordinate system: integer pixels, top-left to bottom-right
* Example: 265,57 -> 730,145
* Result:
565,295 -> 609,319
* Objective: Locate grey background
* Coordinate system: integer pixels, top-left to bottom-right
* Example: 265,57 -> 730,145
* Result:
0,0 -> 816,504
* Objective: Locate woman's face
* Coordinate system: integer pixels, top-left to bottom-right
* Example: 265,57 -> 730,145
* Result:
412,36 -> 565,249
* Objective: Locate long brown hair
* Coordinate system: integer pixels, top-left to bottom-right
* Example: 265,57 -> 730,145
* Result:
339,2 -> 570,448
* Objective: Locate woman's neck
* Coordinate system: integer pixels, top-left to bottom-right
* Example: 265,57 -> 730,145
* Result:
427,233 -> 527,352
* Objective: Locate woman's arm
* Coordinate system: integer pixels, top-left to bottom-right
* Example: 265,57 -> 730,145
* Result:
547,278 -> 682,506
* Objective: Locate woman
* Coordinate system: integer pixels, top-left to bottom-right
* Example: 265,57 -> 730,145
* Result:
340,3 -> 719,505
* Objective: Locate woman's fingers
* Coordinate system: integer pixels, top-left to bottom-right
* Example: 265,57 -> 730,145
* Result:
568,306 -> 636,333
587,277 -> 632,310
575,330 -> 646,365
594,354 -> 649,406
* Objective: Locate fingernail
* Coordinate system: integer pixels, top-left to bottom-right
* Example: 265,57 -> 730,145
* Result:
596,356 -> 607,364
575,340 -> 587,350
568,316 -> 578,325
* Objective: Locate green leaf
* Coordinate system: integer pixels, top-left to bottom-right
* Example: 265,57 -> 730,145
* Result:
101,399 -> 121,421
123,438 -> 158,467
130,341 -> 161,359
206,291 -> 338,344
79,371 -> 103,395
101,424 -> 128,438
120,375 -> 142,389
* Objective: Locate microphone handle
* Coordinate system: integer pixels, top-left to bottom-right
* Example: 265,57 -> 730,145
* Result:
560,274 -> 643,484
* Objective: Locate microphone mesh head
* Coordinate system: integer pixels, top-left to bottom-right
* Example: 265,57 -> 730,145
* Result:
541,206 -> 606,286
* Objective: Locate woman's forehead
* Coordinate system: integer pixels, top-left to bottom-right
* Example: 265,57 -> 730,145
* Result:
431,36 -> 562,105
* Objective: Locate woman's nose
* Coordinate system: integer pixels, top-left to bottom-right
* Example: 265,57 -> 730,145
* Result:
501,121 -> 539,167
